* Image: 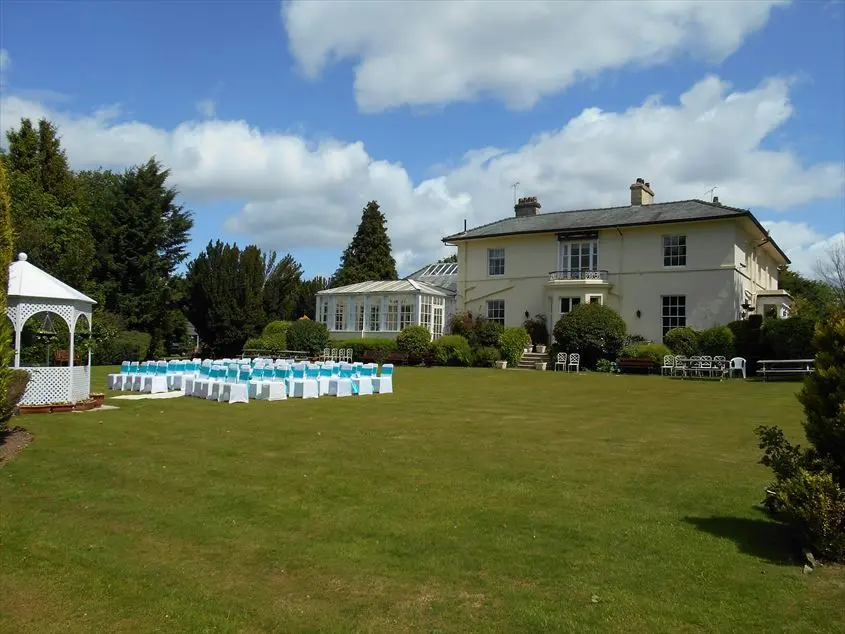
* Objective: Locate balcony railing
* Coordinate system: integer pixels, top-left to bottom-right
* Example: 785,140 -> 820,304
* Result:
548,269 -> 609,282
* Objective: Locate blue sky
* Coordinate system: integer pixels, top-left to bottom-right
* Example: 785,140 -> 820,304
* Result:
1,0 -> 843,277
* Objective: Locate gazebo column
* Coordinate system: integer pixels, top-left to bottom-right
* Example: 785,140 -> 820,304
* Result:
362,295 -> 369,336
68,308 -> 76,403
415,294 -> 422,326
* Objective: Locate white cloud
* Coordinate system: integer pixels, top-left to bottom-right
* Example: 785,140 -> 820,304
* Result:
0,49 -> 10,88
763,221 -> 845,276
1,74 -> 843,274
195,99 -> 216,118
282,0 -> 788,112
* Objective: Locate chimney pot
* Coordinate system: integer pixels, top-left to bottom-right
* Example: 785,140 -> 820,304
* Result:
713,196 -> 720,205
514,195 -> 541,217
630,178 -> 654,206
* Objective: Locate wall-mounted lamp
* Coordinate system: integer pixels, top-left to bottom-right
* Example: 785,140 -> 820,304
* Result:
636,310 -> 641,318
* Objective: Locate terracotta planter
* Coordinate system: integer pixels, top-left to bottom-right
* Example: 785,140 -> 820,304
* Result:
91,393 -> 105,407
51,404 -> 74,413
19,404 -> 51,415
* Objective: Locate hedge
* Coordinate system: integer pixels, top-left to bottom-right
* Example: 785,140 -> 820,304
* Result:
286,319 -> 330,356
396,325 -> 431,360
697,326 -> 735,358
664,327 -> 699,357
431,335 -> 472,366
473,346 -> 501,367
619,342 -> 672,367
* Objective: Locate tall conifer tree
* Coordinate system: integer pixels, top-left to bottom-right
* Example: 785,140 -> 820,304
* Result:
333,200 -> 397,287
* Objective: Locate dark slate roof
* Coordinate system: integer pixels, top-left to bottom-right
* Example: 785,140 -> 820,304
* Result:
443,199 -> 753,239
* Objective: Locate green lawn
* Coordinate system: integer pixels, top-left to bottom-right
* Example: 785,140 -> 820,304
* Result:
1,367 -> 842,633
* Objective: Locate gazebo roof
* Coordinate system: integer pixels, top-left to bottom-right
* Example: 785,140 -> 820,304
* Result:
7,253 -> 97,305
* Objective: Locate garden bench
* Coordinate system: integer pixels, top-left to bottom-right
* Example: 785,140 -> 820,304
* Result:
386,351 -> 409,365
758,359 -> 814,381
359,350 -> 384,363
618,357 -> 657,374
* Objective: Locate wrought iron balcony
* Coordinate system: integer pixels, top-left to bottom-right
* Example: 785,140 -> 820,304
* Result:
547,269 -> 609,282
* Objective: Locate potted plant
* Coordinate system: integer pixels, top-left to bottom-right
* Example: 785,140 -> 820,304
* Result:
535,344 -> 547,354
51,402 -> 74,413
18,403 -> 51,415
90,393 -> 105,407
534,361 -> 548,371
494,360 -> 508,369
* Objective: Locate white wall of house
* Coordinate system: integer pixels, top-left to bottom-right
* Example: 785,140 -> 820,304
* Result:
315,292 -> 447,339
454,217 -> 787,343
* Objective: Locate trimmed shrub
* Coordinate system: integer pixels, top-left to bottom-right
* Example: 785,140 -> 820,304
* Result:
499,327 -> 531,367
330,338 -> 397,361
623,334 -> 648,347
243,337 -> 264,352
664,327 -> 699,357
93,330 -> 151,365
286,319 -> 330,356
431,335 -> 472,366
774,469 -> 845,562
396,325 -> 432,361
474,318 -> 504,348
697,326 -> 735,358
523,314 -> 549,346
761,316 -> 816,360
447,311 -> 474,340
553,303 -> 627,369
619,342 -> 672,367
596,359 -> 614,373
473,346 -> 501,367
262,320 -> 291,338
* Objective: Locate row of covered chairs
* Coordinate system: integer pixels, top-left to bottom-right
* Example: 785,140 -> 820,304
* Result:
109,359 -> 394,402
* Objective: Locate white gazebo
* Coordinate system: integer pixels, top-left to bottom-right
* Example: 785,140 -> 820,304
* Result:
6,253 -> 96,405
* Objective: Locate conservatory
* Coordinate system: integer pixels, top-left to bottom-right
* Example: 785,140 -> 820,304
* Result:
316,263 -> 458,339
6,253 -> 96,405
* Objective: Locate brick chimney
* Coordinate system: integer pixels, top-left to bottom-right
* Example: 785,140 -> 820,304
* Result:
515,196 -> 541,217
630,178 -> 654,206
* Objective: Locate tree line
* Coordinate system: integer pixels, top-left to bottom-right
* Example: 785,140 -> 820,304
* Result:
1,118 -> 402,359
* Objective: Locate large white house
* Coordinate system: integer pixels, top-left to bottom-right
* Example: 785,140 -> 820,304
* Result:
442,178 -> 791,343
315,262 -> 458,339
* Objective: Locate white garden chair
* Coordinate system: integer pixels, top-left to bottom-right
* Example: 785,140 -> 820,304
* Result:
729,357 -> 747,379
554,352 -> 567,372
567,353 -> 580,373
661,355 -> 674,376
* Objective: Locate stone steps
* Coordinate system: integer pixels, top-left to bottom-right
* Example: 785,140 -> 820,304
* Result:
518,351 -> 550,370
